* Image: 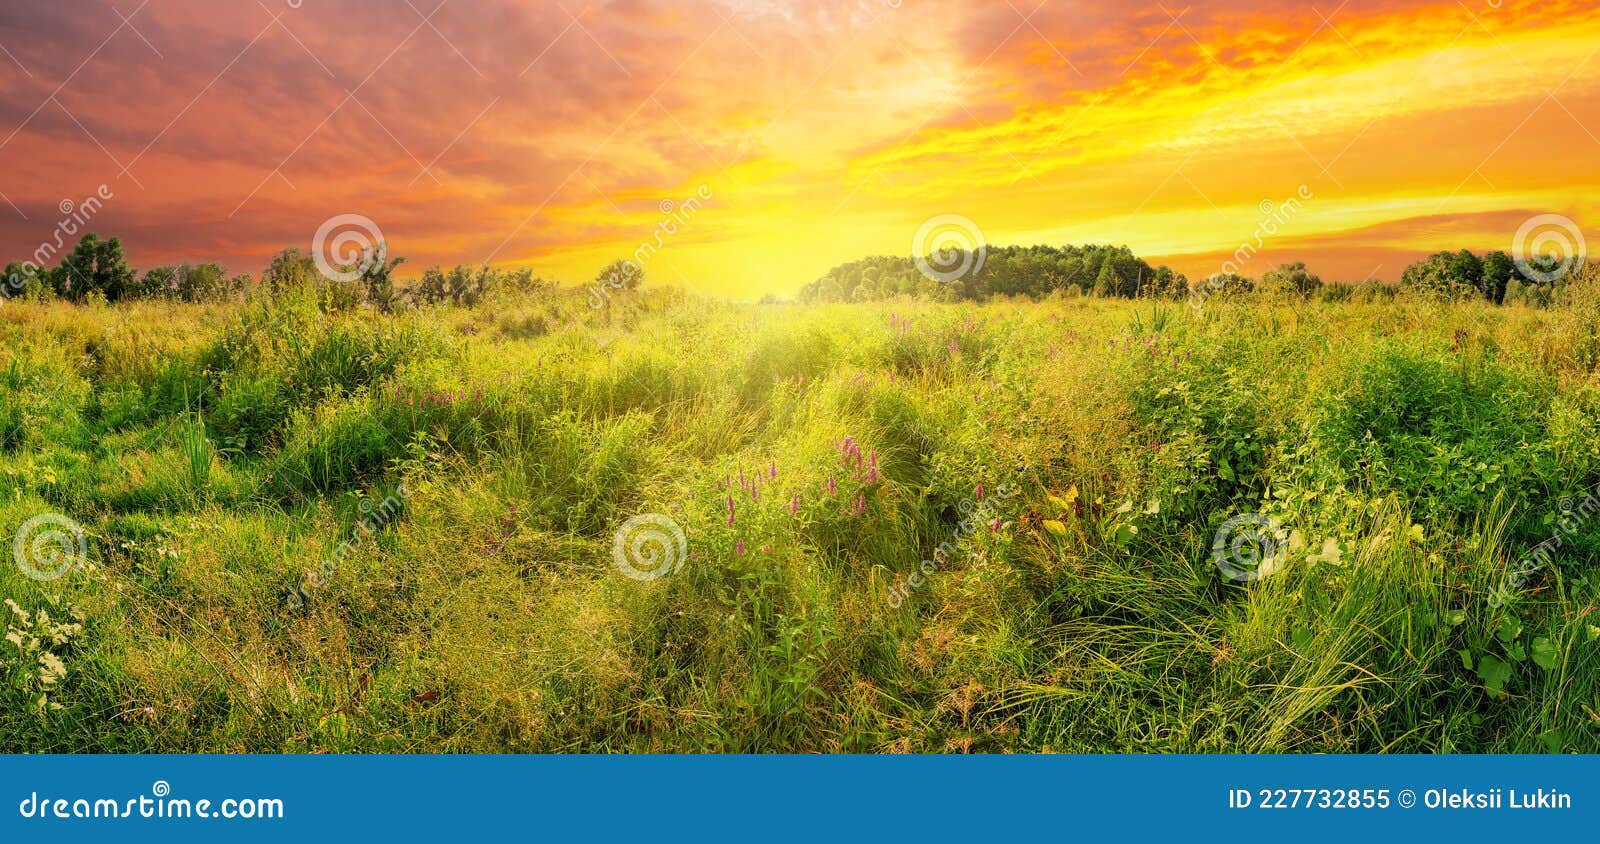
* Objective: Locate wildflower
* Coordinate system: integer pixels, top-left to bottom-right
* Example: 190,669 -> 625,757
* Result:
735,540 -> 746,556
864,451 -> 880,484
974,484 -> 985,501
725,496 -> 736,526
826,476 -> 837,496
788,495 -> 801,517
769,460 -> 777,479
852,492 -> 867,516
761,545 -> 772,554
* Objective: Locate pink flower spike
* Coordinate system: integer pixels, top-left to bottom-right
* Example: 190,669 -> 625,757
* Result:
769,460 -> 777,479
789,494 -> 800,516
975,484 -> 985,501
735,540 -> 746,556
725,496 -> 736,526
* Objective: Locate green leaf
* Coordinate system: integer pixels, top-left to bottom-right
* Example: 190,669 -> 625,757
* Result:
1496,616 -> 1522,644
1458,649 -> 1473,670
1476,654 -> 1513,694
1530,636 -> 1558,671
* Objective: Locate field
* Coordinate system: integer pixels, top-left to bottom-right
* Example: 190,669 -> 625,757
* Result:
3,280 -> 1600,753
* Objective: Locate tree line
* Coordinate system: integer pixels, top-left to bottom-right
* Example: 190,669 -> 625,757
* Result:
2,233 -> 552,310
4,232 -> 1584,309
798,243 -> 1584,306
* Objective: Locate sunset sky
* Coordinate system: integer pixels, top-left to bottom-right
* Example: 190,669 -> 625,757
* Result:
0,0 -> 1597,297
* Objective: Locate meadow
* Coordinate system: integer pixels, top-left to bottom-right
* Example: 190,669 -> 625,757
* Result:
2,276 -> 1599,753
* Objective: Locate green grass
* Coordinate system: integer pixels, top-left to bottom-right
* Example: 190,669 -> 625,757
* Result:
2,279 -> 1599,753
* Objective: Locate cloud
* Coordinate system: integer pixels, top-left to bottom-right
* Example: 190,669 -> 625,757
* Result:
0,0 -> 1596,295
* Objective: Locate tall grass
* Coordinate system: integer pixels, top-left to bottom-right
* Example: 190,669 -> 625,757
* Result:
1,279 -> 1597,752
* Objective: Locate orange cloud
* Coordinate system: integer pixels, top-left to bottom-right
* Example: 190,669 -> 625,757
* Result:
0,0 -> 1595,296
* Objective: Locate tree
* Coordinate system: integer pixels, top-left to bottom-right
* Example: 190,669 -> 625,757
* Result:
1093,260 -> 1120,297
54,234 -> 136,301
1400,252 -> 1477,300
1260,262 -> 1323,297
261,248 -> 320,295
2,261 -> 42,300
359,250 -> 405,312
175,263 -> 230,302
1481,250 -> 1514,304
136,265 -> 176,299
596,259 -> 644,291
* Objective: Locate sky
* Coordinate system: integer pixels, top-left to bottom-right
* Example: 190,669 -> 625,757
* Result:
0,0 -> 1596,297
